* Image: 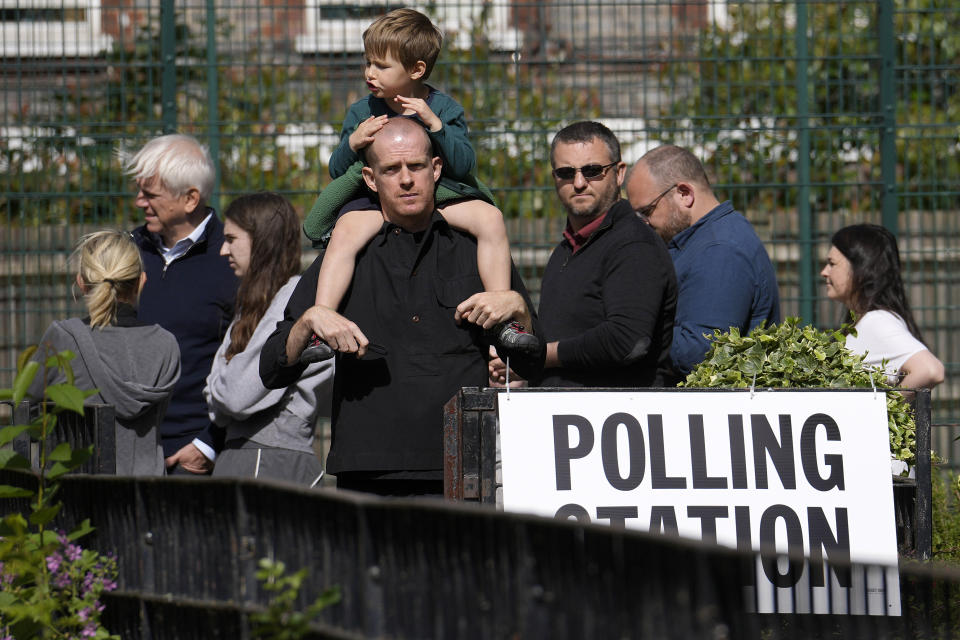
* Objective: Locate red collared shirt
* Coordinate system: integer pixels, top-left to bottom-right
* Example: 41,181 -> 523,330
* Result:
562,211 -> 609,253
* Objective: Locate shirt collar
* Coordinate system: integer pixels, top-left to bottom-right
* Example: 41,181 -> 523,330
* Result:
669,200 -> 735,250
153,211 -> 213,263
378,210 -> 448,241
563,209 -> 610,253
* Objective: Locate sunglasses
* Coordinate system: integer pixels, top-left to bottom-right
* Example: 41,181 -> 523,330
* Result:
635,183 -> 678,219
552,161 -> 619,181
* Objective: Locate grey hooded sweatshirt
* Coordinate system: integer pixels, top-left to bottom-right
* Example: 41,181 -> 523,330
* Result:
29,305 -> 181,475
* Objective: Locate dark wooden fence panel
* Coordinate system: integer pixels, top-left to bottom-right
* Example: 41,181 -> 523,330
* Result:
0,471 -> 958,638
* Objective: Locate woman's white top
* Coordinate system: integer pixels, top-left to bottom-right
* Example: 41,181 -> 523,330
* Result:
845,309 -> 926,384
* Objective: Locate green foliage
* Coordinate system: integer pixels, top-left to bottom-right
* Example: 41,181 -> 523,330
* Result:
3,19 -> 334,226
251,558 -> 341,640
931,467 -> 960,565
681,317 -> 916,462
674,1 -> 960,213
0,347 -> 119,639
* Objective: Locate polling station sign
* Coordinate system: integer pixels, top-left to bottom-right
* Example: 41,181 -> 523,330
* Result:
498,389 -> 900,615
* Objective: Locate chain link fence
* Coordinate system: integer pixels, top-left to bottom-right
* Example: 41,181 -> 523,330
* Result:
2,0 -> 959,456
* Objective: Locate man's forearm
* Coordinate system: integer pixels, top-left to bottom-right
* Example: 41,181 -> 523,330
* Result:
286,316 -> 313,364
544,341 -> 561,368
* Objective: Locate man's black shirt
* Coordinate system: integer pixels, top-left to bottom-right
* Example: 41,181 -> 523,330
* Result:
260,211 -> 539,475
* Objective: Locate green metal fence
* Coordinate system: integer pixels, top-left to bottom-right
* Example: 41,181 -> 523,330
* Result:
2,0 -> 959,455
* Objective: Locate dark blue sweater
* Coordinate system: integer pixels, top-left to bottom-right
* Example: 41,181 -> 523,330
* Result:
132,211 -> 238,457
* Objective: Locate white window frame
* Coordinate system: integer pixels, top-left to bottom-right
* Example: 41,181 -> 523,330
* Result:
1,0 -> 112,58
295,0 -> 521,55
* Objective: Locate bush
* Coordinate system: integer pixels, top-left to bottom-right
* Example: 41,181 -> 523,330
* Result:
0,347 -> 119,639
682,317 -> 916,462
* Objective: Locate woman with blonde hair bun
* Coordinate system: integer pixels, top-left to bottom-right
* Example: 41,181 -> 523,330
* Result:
29,230 -> 181,475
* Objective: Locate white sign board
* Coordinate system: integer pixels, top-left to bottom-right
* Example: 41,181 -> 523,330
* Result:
498,390 -> 900,615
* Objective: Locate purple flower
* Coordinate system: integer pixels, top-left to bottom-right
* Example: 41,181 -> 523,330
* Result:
53,571 -> 71,589
65,543 -> 82,562
81,622 -> 97,638
46,552 -> 63,573
78,606 -> 92,622
102,577 -> 117,592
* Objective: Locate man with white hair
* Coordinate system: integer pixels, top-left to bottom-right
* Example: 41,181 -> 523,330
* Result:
128,133 -> 238,474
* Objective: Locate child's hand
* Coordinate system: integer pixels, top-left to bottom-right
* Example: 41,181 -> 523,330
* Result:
395,95 -> 442,132
349,115 -> 389,152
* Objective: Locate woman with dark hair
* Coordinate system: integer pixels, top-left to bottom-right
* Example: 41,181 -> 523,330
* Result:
821,223 -> 944,390
204,193 -> 333,485
29,230 -> 180,475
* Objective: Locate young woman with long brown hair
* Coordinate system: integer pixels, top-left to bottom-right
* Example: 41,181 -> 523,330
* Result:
204,192 -> 333,485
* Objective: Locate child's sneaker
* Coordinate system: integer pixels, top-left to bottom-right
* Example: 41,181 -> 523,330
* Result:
300,334 -> 335,364
492,321 -> 540,357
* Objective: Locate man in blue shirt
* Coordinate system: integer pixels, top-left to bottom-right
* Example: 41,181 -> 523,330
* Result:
625,144 -> 780,382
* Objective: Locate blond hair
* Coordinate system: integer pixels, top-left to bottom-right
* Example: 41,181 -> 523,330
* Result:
363,8 -> 443,79
74,230 -> 144,328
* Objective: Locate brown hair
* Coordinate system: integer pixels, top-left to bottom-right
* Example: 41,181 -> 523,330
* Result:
363,8 -> 443,79
222,193 -> 302,361
550,121 -> 621,166
74,230 -> 143,328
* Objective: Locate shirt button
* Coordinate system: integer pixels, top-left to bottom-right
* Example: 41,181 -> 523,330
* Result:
412,315 -> 420,323
393,228 -> 401,235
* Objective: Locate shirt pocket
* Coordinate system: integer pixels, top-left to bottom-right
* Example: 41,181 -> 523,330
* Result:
435,274 -> 484,309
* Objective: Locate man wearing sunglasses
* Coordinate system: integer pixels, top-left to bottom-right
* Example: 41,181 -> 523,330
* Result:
625,144 -> 780,383
530,121 -> 678,387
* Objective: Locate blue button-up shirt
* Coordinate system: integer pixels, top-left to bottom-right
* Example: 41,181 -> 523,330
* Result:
668,200 -> 781,377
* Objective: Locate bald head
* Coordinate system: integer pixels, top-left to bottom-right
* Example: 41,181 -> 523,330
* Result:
365,117 -> 433,169
626,144 -> 720,243
360,117 -> 442,231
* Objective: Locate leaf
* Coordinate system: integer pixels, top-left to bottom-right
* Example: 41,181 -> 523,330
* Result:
47,442 -> 73,462
46,449 -> 91,479
28,503 -> 61,527
46,350 -> 77,386
13,361 -> 40,404
0,485 -> 33,498
0,450 -> 32,471
46,383 -> 87,415
0,424 -> 38,447
67,518 -> 96,540
17,345 -> 38,373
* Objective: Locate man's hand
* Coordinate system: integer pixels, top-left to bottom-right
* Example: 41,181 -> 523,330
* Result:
394,96 -> 442,132
349,115 -> 389,152
454,291 -> 531,330
487,346 -> 527,387
165,443 -> 213,474
287,305 -> 369,363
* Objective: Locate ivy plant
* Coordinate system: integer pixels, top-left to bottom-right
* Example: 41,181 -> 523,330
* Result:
251,558 -> 340,640
680,317 -> 916,462
0,346 -> 119,639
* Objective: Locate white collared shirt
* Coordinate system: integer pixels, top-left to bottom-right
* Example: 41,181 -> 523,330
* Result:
155,212 -> 214,265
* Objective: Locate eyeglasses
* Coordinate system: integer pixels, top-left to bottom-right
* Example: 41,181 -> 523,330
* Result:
635,183 -> 678,219
552,161 -> 619,181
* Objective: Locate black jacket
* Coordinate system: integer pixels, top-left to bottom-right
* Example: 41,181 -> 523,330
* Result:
539,199 -> 677,387
132,211 -> 238,456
